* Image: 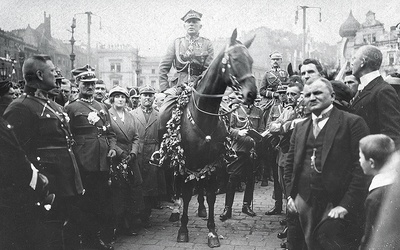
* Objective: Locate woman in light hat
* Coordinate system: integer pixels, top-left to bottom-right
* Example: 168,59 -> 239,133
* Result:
108,86 -> 144,240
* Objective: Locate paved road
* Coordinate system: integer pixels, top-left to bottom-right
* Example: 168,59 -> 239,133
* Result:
113,182 -> 286,250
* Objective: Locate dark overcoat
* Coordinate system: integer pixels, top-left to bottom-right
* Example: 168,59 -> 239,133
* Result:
351,76 -> 400,146
4,93 -> 83,197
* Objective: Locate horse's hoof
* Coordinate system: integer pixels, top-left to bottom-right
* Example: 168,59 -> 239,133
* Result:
207,232 -> 221,248
169,212 -> 180,222
198,206 -> 207,218
177,231 -> 189,242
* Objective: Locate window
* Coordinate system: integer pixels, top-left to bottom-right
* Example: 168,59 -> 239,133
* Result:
112,79 -> 120,86
152,69 -> 156,74
110,62 -> 121,72
151,80 -> 156,86
389,53 -> 395,65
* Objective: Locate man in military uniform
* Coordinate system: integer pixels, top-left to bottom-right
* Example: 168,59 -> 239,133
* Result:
219,102 -> 265,221
65,65 -> 117,250
159,9 -> 214,93
4,55 -> 83,248
260,52 -> 289,99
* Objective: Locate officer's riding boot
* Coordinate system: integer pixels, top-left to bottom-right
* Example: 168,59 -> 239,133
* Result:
93,231 -> 113,250
220,181 -> 235,221
242,202 -> 256,217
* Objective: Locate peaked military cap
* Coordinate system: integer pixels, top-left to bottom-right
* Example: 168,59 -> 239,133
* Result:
55,67 -> 64,80
181,9 -> 202,22
139,85 -> 155,95
72,65 -> 98,82
129,88 -> 140,98
270,52 -> 283,59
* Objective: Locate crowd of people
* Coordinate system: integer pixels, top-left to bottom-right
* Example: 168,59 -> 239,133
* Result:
1,8 -> 400,250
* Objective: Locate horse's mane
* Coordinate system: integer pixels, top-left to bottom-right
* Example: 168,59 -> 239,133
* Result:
192,40 -> 242,89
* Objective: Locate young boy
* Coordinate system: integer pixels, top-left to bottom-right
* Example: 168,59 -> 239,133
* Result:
359,134 -> 396,249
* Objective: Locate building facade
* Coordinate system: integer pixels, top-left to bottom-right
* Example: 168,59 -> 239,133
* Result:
338,10 -> 400,75
95,44 -> 137,90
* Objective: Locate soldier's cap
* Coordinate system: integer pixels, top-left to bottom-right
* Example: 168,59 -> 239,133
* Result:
109,86 -> 129,99
270,52 -> 283,59
72,65 -> 98,83
181,9 -> 202,22
129,88 -> 140,98
276,85 -> 288,93
55,67 -> 64,80
139,85 -> 156,95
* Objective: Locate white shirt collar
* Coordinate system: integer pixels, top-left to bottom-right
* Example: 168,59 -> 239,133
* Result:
359,70 -> 381,91
311,104 -> 333,120
369,171 -> 395,192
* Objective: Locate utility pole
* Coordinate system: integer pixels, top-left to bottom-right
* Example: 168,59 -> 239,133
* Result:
296,6 -> 322,60
72,12 -> 101,66
69,17 -> 76,77
85,11 -> 92,65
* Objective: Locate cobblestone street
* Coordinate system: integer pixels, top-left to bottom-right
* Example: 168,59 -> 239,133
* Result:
113,181 -> 286,250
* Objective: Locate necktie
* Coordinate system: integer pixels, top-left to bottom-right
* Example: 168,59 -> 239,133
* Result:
312,111 -> 331,138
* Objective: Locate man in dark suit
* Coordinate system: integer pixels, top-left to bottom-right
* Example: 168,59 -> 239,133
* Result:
284,77 -> 370,249
65,65 -> 117,250
351,45 -> 400,146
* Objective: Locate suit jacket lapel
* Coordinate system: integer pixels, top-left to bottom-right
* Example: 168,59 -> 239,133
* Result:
351,76 -> 381,107
321,107 -> 341,168
110,107 -> 130,140
135,108 -> 147,128
295,118 -> 311,172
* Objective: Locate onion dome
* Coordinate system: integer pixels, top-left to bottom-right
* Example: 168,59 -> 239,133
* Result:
339,10 -> 360,38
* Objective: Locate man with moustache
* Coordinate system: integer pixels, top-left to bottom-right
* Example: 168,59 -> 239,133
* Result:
260,52 -> 289,99
94,79 -> 108,103
284,77 -> 369,249
130,85 -> 166,227
65,65 -> 116,250
350,45 -> 400,146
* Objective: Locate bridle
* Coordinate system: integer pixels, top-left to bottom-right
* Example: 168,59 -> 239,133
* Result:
192,43 -> 255,116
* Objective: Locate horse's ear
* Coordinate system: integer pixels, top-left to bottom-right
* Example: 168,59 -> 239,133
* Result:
243,34 -> 256,49
287,63 -> 294,76
230,29 -> 238,45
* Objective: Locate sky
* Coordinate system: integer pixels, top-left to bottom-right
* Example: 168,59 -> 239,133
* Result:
1,0 -> 400,57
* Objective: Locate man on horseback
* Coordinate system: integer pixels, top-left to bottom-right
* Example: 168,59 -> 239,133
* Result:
158,10 -> 214,222
260,52 -> 289,99
159,9 -> 214,94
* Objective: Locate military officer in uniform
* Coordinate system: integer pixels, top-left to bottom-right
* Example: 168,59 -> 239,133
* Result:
159,9 -> 214,94
4,55 -> 83,249
65,65 -> 117,250
260,52 -> 289,99
219,103 -> 265,221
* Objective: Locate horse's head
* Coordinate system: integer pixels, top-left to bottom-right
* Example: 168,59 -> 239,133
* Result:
221,29 -> 257,105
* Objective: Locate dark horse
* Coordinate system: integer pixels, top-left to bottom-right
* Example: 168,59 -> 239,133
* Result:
162,29 -> 257,248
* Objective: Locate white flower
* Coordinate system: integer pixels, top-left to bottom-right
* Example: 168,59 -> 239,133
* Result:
87,111 -> 100,125
63,112 -> 70,123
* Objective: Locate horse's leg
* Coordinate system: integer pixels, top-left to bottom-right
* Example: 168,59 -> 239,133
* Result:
177,181 -> 193,243
197,181 -> 207,217
206,175 -> 220,248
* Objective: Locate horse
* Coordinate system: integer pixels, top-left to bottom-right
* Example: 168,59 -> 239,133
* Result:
160,29 -> 257,248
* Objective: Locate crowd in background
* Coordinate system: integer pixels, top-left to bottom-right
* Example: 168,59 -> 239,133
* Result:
1,9 -> 400,250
